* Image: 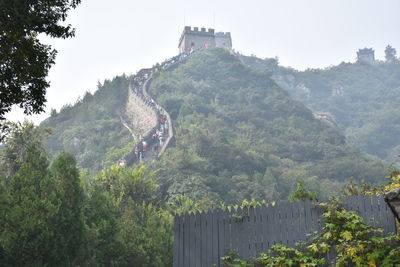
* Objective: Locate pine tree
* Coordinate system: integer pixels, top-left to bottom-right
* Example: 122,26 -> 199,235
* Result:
50,152 -> 85,264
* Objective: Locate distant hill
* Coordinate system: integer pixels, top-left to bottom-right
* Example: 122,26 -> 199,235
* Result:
240,55 -> 400,164
148,48 -> 384,203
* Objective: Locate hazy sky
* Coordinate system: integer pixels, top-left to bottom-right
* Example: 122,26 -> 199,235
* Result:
8,0 -> 400,124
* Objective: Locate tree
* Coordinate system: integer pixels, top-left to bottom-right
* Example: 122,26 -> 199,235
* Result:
385,45 -> 397,62
0,123 -> 85,265
0,121 -> 51,184
0,0 -> 81,132
50,152 -> 85,265
289,178 -> 318,202
1,131 -> 60,265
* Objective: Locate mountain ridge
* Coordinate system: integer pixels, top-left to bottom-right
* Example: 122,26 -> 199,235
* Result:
41,48 -> 385,203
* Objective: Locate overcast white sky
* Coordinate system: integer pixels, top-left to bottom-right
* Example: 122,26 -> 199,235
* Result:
8,0 -> 400,124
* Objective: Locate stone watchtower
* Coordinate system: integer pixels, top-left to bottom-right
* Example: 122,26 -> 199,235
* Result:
215,32 -> 232,49
178,26 -> 232,54
357,48 -> 375,63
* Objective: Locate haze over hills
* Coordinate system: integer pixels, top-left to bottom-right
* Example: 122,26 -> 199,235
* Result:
240,51 -> 400,164
41,76 -> 133,171
41,48 -> 385,203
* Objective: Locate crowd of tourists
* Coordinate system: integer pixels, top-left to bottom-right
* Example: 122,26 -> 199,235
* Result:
119,51 -> 192,166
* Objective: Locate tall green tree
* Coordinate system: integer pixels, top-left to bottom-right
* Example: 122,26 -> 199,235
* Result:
82,183 -> 123,266
93,165 -> 173,266
0,123 -> 85,265
0,121 -> 51,183
1,135 -> 60,265
50,151 -> 85,265
0,0 -> 81,133
385,45 -> 397,62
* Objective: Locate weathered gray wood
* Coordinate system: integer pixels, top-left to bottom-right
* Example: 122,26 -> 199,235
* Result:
290,201 -> 301,246
379,195 -> 396,233
173,196 -> 397,265
261,204 -> 271,249
194,213 -> 201,267
274,203 -> 282,244
173,215 -> 180,267
200,212 -> 207,267
366,196 -> 377,228
231,208 -> 239,255
286,202 -> 295,247
236,207 -> 246,259
179,215 -> 184,267
309,202 -> 319,235
362,195 -> 371,226
240,207 -> 251,259
248,206 -> 257,258
217,210 -> 225,267
303,200 -> 312,241
223,209 -> 232,255
188,213 -> 196,267
344,195 -> 355,211
212,210 -> 219,266
371,196 -> 381,230
270,203 -> 280,245
355,195 -> 363,211
254,206 -> 264,254
205,211 -> 213,267
282,203 -> 290,246
298,201 -> 307,242
173,216 -> 178,267
183,213 -> 190,267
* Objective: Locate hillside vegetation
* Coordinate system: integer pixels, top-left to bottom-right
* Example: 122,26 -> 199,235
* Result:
148,48 -> 384,204
241,54 -> 400,163
41,75 -> 133,171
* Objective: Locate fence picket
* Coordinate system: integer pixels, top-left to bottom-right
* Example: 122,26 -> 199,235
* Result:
179,215 -> 184,267
188,213 -> 196,267
205,211 -> 213,267
173,216 -> 178,267
224,209 -> 232,255
237,207 -> 247,259
217,209 -> 225,267
254,206 -> 264,254
382,197 -> 397,233
194,213 -> 201,267
248,206 -> 257,258
298,201 -> 306,243
212,209 -> 219,266
270,203 -> 280,245
184,213 -> 190,267
200,212 -> 207,267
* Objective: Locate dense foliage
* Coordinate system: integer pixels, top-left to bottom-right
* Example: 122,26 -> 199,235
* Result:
0,122 -> 172,266
41,76 -> 133,171
0,0 -> 81,133
241,52 -> 400,164
149,48 -> 384,204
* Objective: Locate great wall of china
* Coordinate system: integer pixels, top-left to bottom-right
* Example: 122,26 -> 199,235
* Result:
118,53 -> 187,166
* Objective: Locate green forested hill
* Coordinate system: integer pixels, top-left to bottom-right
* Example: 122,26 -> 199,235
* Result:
41,48 -> 386,204
148,48 -> 384,203
41,75 -> 134,171
241,55 -> 400,163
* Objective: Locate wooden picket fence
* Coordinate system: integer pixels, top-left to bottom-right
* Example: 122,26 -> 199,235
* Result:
173,195 -> 397,267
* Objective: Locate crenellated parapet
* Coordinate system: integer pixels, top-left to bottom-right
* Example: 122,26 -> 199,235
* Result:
178,26 -> 232,53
